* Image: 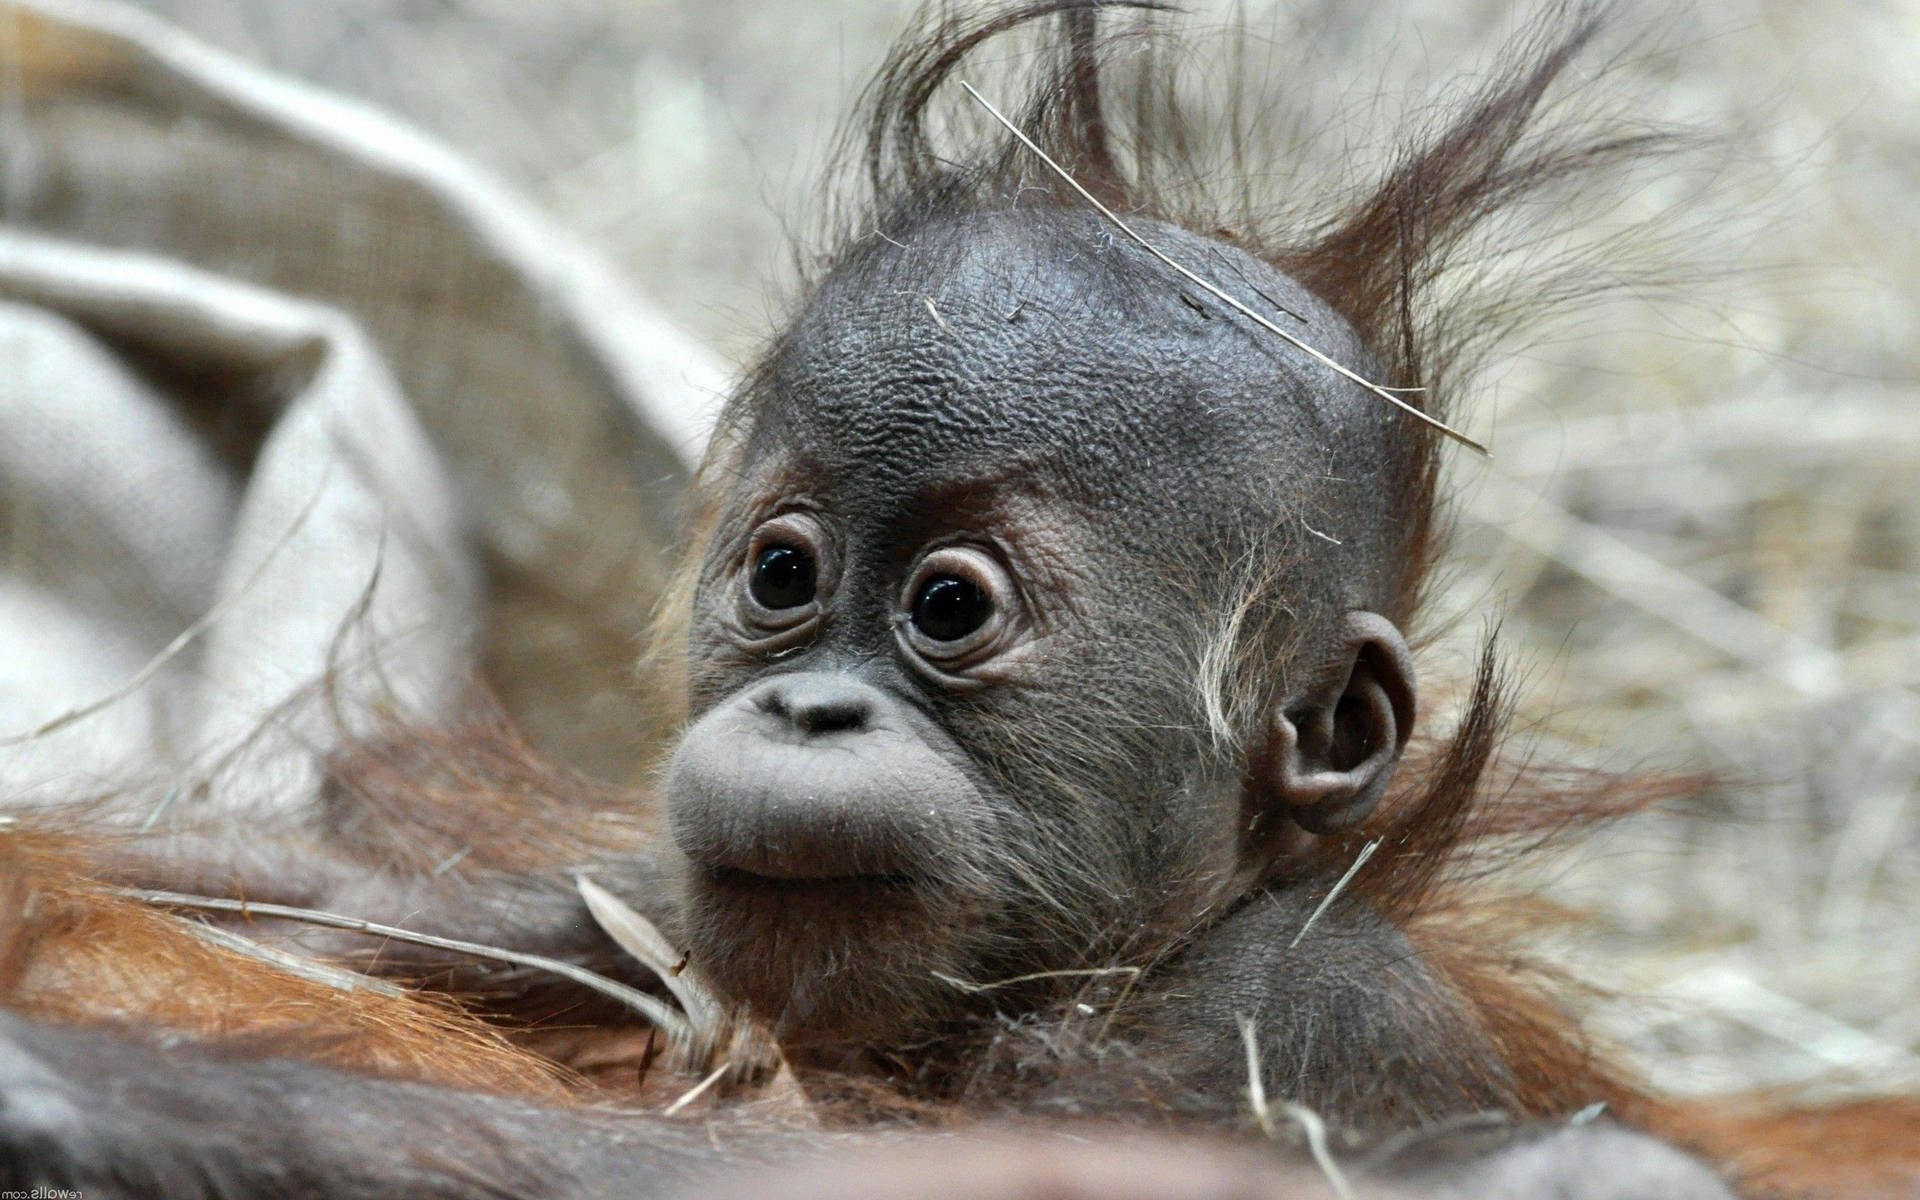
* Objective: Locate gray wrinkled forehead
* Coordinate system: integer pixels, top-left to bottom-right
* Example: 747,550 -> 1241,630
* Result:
766,209 -> 1389,483
742,208 -> 1404,585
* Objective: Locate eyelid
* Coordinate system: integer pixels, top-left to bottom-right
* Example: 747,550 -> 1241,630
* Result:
744,510 -> 835,571
910,531 -> 1045,617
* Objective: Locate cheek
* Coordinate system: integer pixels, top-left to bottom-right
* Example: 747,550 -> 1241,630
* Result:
961,635 -> 1244,888
1163,770 -> 1251,898
946,681 -> 1207,845
683,655 -> 736,715
681,614 -> 758,715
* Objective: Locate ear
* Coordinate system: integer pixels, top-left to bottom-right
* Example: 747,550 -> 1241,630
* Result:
1261,612 -> 1416,835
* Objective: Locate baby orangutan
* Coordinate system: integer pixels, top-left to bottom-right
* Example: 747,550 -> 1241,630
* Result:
4,5 -> 1913,1199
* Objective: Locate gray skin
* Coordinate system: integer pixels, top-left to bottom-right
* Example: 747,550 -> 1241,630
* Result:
667,206 -> 1423,1061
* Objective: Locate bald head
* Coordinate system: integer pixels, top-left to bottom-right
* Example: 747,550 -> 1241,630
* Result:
747,208 -> 1409,614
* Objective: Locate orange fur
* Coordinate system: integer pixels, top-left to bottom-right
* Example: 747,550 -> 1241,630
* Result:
1659,1097 -> 1920,1200
0,827 -> 574,1103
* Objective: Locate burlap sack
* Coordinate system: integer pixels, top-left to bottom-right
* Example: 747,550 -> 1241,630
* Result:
0,0 -> 724,816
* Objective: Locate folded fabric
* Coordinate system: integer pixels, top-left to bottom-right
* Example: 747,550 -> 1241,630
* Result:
0,0 -> 725,815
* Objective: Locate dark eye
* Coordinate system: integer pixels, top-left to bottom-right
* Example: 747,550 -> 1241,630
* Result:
897,544 -> 1020,677
911,575 -> 992,642
750,544 -> 816,611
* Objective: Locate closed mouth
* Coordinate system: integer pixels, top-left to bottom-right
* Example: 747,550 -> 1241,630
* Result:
701,865 -> 918,894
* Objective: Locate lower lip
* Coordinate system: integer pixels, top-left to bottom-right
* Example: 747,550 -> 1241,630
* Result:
701,866 -> 918,897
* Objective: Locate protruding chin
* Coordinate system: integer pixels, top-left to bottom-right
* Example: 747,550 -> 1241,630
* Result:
681,866 -> 972,1047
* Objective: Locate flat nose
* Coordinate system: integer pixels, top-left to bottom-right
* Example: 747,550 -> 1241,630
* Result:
754,673 -> 877,735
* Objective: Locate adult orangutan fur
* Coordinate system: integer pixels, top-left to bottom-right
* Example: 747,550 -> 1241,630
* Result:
2,4 -> 1916,1199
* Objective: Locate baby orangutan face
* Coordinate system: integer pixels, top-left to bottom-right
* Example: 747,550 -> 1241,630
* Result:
664,208 -> 1416,1050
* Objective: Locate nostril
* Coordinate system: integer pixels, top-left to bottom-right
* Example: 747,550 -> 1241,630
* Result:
792,695 -> 869,733
757,675 -> 875,735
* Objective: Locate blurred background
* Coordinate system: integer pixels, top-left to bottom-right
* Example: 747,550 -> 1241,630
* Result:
121,0 -> 1919,1102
